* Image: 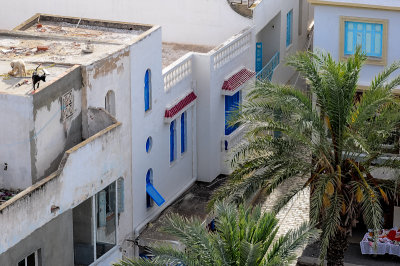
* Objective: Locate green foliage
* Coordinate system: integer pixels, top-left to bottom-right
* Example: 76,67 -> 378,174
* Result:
114,202 -> 319,266
211,47 -> 400,263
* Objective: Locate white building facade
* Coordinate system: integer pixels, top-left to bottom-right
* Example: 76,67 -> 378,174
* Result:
0,1 -> 314,265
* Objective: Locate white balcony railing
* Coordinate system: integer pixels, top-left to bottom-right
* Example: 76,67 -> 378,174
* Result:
212,31 -> 251,70
221,125 -> 247,152
163,54 -> 193,92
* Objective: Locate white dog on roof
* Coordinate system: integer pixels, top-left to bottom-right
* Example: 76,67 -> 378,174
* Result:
8,59 -> 27,77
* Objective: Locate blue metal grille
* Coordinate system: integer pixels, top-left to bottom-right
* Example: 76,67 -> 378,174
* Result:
256,52 -> 280,82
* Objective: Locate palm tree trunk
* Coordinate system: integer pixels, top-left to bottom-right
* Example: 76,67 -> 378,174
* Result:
326,232 -> 348,266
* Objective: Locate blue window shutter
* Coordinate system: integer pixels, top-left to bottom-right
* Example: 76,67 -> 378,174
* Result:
146,183 -> 165,206
144,70 -> 150,111
181,113 -> 185,153
286,11 -> 292,47
225,91 -> 240,135
117,178 -> 124,213
98,190 -> 106,227
344,21 -> 383,57
170,121 -> 175,162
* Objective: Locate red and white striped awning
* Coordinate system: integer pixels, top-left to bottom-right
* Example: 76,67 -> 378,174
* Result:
164,91 -> 197,122
222,68 -> 255,95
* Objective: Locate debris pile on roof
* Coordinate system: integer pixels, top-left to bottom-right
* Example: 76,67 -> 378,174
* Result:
0,189 -> 21,205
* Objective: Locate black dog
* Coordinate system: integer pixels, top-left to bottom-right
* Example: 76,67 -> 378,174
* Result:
32,65 -> 46,90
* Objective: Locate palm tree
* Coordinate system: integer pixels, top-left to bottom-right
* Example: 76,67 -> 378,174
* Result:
210,48 -> 400,265
114,202 -> 319,266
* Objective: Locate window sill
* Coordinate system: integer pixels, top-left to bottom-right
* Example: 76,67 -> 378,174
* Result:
341,55 -> 386,66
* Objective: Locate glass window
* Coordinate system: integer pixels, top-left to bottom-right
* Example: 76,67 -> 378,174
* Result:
18,250 -> 41,266
96,183 -> 116,259
73,181 -> 120,265
344,21 -> 383,57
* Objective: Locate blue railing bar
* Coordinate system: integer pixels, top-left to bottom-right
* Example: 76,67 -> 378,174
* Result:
256,52 -> 280,82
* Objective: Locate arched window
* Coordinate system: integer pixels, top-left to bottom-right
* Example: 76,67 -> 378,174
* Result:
181,112 -> 186,154
170,120 -> 176,163
144,69 -> 152,112
146,169 -> 153,208
105,90 -> 116,116
146,136 -> 153,153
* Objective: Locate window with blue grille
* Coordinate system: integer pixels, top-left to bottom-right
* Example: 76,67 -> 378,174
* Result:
181,112 -> 187,154
170,120 -> 176,162
344,21 -> 383,57
144,69 -> 151,112
286,10 -> 293,47
225,91 -> 241,135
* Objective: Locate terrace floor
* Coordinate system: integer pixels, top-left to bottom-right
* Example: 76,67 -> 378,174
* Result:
162,42 -> 214,68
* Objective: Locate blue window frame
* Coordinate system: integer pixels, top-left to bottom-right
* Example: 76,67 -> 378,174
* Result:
344,21 -> 383,57
181,112 -> 186,154
225,91 -> 241,135
170,120 -> 176,162
286,10 -> 293,47
144,69 -> 151,112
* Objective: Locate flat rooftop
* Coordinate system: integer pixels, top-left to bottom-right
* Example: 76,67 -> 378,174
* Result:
0,33 -> 125,65
0,61 -> 72,95
15,14 -> 150,44
162,42 -> 214,68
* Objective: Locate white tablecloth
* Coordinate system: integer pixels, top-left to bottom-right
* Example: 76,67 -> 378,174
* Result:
360,232 -> 400,256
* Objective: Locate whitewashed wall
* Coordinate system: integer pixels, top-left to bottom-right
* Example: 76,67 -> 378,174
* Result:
0,95 -> 33,189
129,27 -> 196,233
0,122 -> 123,254
0,0 -> 251,46
193,29 -> 254,182
82,46 -> 134,251
313,5 -> 400,86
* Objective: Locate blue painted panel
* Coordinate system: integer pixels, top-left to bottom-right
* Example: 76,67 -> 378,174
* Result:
144,70 -> 150,111
256,42 -> 263,72
170,121 -> 175,162
181,113 -> 186,153
286,10 -> 293,47
146,183 -> 165,206
225,91 -> 240,135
